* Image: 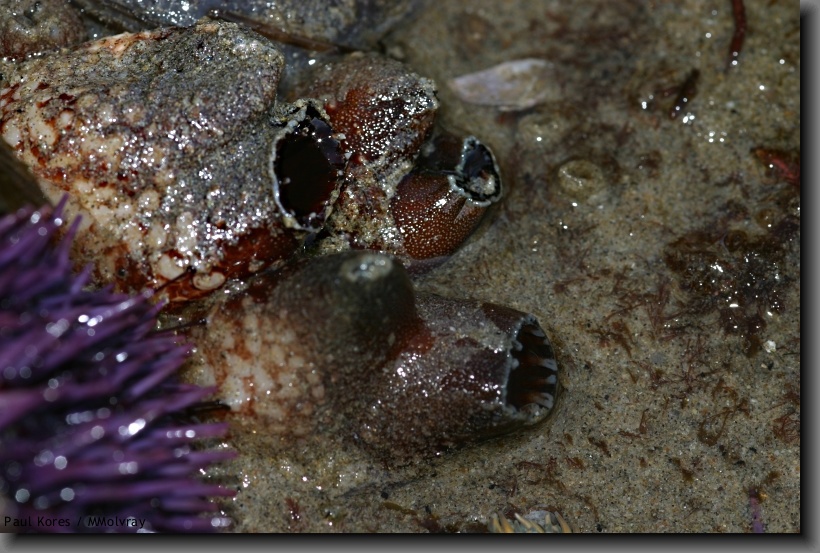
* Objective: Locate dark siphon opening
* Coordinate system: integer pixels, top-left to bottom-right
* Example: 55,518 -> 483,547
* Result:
455,139 -> 501,203
274,109 -> 345,229
505,322 -> 558,411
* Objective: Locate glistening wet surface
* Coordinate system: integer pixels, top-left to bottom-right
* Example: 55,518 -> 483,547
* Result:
1,0 -> 799,533
206,0 -> 799,533
382,0 -> 800,533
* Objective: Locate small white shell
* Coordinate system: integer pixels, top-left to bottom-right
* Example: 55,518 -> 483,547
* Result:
448,58 -> 558,111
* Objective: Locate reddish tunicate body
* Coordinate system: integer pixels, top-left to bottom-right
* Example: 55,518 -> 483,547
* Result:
0,20 -> 346,305
183,251 -> 559,461
0,11 -> 559,464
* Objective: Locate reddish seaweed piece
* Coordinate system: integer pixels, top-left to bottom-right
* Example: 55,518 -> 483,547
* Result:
727,0 -> 747,70
752,147 -> 801,186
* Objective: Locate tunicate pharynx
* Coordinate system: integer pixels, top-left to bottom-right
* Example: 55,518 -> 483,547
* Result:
183,251 -> 559,461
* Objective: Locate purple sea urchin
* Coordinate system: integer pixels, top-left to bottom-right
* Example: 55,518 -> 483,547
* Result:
0,201 -> 235,533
